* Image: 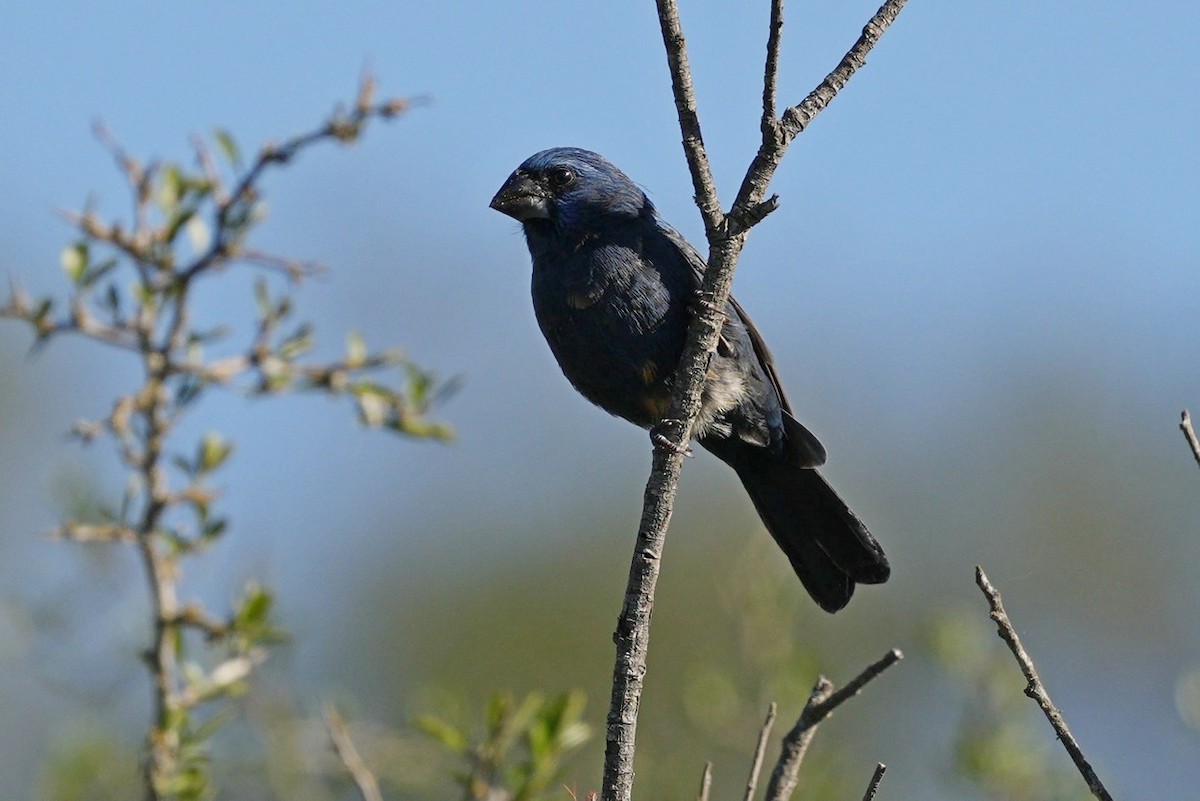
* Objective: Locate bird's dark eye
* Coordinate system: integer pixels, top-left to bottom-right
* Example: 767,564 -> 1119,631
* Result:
548,166 -> 576,189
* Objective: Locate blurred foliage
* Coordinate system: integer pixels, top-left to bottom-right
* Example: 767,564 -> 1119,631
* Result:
37,727 -> 141,801
930,606 -> 1094,801
1174,665 -> 1200,732
418,690 -> 591,801
2,77 -> 454,801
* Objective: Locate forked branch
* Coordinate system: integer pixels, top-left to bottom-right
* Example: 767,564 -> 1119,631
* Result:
600,4 -> 909,800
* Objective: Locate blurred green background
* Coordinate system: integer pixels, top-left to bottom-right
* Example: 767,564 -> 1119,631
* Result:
1,2 -> 1198,799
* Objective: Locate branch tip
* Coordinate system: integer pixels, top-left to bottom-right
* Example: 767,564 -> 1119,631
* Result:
1180,410 -> 1200,470
975,566 -> 1114,801
698,761 -> 713,801
860,762 -> 887,801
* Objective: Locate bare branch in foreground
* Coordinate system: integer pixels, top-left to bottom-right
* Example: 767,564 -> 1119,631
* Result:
323,701 -> 385,801
860,763 -> 887,801
743,703 -> 778,801
698,761 -> 713,801
600,3 -> 908,799
975,567 -> 1114,801
765,649 -> 902,801
1180,410 -> 1200,471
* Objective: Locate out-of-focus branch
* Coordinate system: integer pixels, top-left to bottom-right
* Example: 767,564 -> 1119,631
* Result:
764,649 -> 902,801
860,763 -> 887,801
323,702 -> 385,801
697,761 -> 713,801
743,703 -> 777,801
975,567 -> 1114,801
600,4 -> 908,800
3,76 -> 451,801
180,76 -> 413,283
1180,410 -> 1200,470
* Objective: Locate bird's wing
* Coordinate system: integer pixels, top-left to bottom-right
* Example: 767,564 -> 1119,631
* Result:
660,220 -> 827,467
658,221 -> 794,413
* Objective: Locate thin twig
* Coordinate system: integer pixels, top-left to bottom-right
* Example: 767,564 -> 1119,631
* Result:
744,702 -> 778,801
777,0 -> 907,145
179,75 -> 411,283
1180,410 -> 1200,470
654,0 -> 724,238
698,761 -> 713,801
860,763 -> 887,801
975,567 -> 1114,801
807,648 -> 903,721
323,701 -> 385,801
761,0 -> 785,130
731,0 -> 908,236
764,650 -> 902,801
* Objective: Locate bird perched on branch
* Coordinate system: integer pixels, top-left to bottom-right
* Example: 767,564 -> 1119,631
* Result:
490,147 -> 888,612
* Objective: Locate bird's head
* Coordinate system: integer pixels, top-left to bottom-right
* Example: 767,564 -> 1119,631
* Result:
490,148 -> 651,232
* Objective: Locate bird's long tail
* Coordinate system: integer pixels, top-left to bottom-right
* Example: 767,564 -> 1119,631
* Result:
707,442 -> 889,612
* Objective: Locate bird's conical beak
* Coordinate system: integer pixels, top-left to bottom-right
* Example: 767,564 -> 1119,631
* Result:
490,172 -> 552,221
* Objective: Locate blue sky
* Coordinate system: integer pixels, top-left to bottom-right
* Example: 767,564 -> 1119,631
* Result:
1,2 -> 1199,797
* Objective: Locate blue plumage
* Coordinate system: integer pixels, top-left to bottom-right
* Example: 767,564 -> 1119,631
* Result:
491,148 -> 888,611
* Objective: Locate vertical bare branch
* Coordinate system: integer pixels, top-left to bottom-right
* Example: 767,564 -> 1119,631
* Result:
761,0 -> 785,131
324,701 -> 385,801
975,567 -> 1115,801
601,4 -> 908,800
1180,410 -> 1200,470
744,703 -> 778,801
860,763 -> 887,801
654,0 -> 724,238
697,761 -> 714,801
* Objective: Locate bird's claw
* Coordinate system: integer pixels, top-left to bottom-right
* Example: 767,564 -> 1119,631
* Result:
688,293 -> 722,317
650,421 -> 693,457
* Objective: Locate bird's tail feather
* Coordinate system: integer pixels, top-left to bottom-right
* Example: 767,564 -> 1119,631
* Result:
708,442 -> 889,612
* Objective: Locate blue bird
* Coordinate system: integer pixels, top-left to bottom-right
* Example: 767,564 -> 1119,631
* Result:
490,148 -> 888,612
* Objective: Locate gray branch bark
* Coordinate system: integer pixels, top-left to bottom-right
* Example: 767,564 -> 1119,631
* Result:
975,566 -> 1115,801
764,649 -> 902,801
600,4 -> 909,800
1180,410 -> 1200,471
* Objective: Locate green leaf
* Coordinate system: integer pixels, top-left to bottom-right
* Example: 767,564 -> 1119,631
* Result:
238,589 -> 270,627
158,164 -> 184,211
213,128 -> 241,168
196,432 -> 233,473
201,518 -> 227,542
164,207 -> 197,244
355,388 -> 389,428
176,376 -> 204,408
60,242 -> 88,285
81,257 -> 118,289
254,278 -> 271,318
132,281 -> 156,310
278,323 -> 313,360
230,583 -> 285,648
346,330 -> 367,367
101,283 -> 121,317
485,692 -> 511,735
415,715 -> 468,754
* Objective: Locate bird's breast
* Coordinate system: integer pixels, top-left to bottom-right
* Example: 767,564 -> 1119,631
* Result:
531,248 -> 685,427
